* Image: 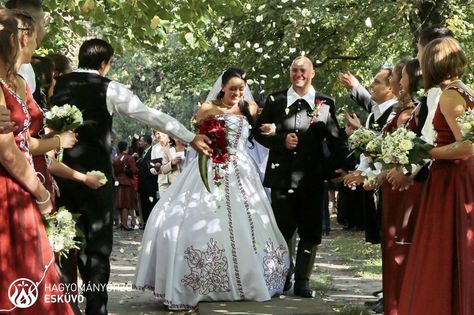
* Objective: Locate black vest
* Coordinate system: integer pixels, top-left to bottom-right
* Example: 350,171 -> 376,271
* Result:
51,72 -> 113,175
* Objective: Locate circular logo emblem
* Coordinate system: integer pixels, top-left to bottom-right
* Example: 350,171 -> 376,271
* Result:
8,278 -> 38,309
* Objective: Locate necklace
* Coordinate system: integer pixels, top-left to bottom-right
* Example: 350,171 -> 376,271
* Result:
220,101 -> 235,110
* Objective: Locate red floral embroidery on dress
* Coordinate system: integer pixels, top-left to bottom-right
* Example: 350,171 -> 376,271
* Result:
181,238 -> 231,295
263,239 -> 288,291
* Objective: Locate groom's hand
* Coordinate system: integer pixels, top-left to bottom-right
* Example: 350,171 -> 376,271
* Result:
285,133 -> 298,150
190,134 -> 213,156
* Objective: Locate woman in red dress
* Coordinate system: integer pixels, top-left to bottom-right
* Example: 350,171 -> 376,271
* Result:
14,13 -> 103,210
398,37 -> 474,315
113,141 -> 138,230
0,12 -> 74,314
380,59 -> 425,315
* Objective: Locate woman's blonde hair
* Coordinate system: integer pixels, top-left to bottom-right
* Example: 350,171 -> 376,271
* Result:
421,37 -> 467,90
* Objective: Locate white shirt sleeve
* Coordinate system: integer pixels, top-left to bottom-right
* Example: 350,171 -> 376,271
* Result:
151,144 -> 163,160
106,81 -> 195,144
18,63 -> 36,93
421,88 -> 442,145
356,154 -> 371,172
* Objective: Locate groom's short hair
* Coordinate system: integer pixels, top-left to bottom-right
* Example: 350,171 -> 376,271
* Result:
78,38 -> 114,70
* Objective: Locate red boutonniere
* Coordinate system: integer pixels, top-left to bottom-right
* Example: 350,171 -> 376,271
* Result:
308,99 -> 326,124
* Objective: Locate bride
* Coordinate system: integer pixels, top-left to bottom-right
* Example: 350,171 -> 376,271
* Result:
133,67 -> 289,310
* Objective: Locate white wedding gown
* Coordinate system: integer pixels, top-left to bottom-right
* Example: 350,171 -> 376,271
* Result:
133,114 -> 289,310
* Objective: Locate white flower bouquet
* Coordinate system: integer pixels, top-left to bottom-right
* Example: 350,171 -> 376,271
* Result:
45,104 -> 84,131
457,107 -> 474,142
380,128 -> 434,172
45,104 -> 87,162
42,207 -> 83,263
347,128 -> 378,158
365,133 -> 384,157
86,170 -> 108,185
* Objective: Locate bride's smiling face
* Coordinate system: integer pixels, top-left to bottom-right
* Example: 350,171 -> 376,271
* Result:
221,77 -> 245,106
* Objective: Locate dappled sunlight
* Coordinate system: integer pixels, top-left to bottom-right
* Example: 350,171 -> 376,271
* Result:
316,262 -> 354,270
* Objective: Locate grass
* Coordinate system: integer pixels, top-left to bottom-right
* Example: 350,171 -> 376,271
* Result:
310,274 -> 335,292
330,231 -> 382,280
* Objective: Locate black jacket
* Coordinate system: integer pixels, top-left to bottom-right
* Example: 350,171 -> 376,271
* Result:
137,148 -> 158,193
255,89 -> 348,189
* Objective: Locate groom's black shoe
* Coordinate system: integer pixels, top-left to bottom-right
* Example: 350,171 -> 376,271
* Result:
293,241 -> 317,298
293,280 -> 315,298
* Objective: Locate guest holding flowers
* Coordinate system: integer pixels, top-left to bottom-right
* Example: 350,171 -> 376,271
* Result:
0,10 -> 74,314
398,37 -> 474,315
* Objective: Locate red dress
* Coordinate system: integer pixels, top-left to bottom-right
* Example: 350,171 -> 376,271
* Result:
381,108 -> 425,315
0,83 -> 74,314
113,153 -> 138,209
399,86 -> 474,315
26,86 -> 56,210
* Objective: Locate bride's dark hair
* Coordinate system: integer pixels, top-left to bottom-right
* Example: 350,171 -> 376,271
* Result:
216,67 -> 255,143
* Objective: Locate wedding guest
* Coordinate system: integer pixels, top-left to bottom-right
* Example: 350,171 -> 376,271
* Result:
31,55 -> 54,108
14,10 -> 102,212
5,0 -> 46,92
137,134 -> 158,224
0,10 -> 74,314
398,37 -> 474,315
379,58 -> 423,315
158,137 -> 186,193
113,141 -> 138,231
46,52 -> 73,78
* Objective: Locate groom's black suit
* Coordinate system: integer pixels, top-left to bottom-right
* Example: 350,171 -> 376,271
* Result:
256,88 -> 348,295
256,89 -> 347,243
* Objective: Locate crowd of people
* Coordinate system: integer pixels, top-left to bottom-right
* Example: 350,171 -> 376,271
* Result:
0,0 -> 473,315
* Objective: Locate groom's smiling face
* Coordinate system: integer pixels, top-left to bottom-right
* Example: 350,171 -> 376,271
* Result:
290,57 -> 315,91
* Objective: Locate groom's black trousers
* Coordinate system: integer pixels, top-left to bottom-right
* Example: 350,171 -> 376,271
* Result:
271,184 -> 325,245
56,176 -> 114,315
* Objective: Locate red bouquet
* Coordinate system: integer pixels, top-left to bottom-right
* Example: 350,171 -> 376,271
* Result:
199,115 -> 229,164
198,115 -> 229,192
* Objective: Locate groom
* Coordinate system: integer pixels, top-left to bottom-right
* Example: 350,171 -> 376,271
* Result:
256,56 -> 347,297
51,39 -> 210,315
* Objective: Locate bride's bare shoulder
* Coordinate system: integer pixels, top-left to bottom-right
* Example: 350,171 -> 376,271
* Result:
195,100 -> 221,121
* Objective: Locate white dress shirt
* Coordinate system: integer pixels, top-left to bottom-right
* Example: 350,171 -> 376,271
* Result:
18,63 -> 36,93
358,98 -> 398,171
286,85 -> 330,123
287,86 -> 316,109
74,69 -> 195,144
421,87 -> 442,145
364,98 -> 398,129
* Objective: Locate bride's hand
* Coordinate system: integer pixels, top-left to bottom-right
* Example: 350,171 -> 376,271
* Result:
260,123 -> 276,136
